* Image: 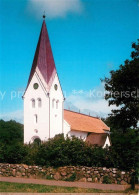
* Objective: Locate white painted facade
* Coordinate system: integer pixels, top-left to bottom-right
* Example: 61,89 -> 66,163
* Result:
63,120 -> 87,140
49,74 -> 64,138
24,72 -> 64,144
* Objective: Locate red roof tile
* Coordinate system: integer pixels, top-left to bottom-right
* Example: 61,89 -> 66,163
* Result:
26,20 -> 56,91
64,110 -> 110,133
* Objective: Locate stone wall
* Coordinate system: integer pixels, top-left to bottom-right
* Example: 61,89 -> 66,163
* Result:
0,163 -> 132,184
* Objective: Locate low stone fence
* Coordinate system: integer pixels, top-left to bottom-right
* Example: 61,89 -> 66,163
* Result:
0,163 -> 132,184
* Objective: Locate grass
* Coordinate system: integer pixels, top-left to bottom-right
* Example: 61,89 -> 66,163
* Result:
0,181 -> 138,193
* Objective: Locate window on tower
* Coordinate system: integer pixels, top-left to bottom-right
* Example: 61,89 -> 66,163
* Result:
56,100 -> 59,109
52,99 -> 55,108
38,98 -> 42,107
34,114 -> 38,124
31,99 -> 35,108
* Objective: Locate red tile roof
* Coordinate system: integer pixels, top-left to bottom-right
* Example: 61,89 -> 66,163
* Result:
64,110 -> 110,133
26,20 -> 56,91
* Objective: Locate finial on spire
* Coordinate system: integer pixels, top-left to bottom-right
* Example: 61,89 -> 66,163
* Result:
43,11 -> 46,19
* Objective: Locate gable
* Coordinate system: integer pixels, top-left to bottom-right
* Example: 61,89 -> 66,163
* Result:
23,72 -> 48,99
86,133 -> 108,147
49,73 -> 64,100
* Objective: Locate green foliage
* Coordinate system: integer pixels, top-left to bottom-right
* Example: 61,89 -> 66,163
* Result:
0,120 -> 25,164
102,40 -> 139,132
64,173 -> 76,182
109,129 -> 139,171
45,175 -> 54,180
0,120 -> 23,144
0,120 -> 138,172
33,134 -> 108,168
102,176 -> 112,184
3,143 -> 28,164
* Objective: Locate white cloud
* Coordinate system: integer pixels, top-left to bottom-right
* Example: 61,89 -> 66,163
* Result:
0,110 -> 23,124
64,83 -> 117,118
27,0 -> 83,19
65,95 -> 116,118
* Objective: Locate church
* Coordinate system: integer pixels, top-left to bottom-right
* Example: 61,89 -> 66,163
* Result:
23,18 -> 111,148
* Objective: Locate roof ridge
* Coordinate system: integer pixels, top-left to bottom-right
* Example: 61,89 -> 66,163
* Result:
64,109 -> 99,119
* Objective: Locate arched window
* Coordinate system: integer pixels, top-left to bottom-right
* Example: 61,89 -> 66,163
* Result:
38,98 -> 42,108
31,99 -> 35,108
56,100 -> 59,109
34,114 -> 38,124
34,138 -> 41,146
52,99 -> 55,108
31,136 -> 41,146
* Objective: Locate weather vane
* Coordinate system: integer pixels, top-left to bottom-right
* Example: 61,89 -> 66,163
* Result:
43,11 -> 46,19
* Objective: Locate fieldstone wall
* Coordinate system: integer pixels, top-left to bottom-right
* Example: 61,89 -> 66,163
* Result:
0,163 -> 132,184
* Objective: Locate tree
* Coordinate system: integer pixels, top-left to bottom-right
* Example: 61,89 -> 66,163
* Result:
109,129 -> 139,171
103,40 -> 139,132
0,120 -> 23,144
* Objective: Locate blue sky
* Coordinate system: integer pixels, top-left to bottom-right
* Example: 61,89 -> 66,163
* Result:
0,0 -> 139,122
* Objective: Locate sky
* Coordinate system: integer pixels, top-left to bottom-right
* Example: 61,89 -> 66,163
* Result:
0,0 -> 139,123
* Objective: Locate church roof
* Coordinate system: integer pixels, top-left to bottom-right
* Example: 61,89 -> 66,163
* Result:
64,109 -> 110,133
26,20 -> 56,91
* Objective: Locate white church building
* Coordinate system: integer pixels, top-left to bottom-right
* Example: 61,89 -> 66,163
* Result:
23,18 -> 111,148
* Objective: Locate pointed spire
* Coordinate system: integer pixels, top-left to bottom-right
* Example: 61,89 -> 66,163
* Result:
27,18 -> 56,91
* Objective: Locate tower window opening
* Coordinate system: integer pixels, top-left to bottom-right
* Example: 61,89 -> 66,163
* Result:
38,98 -> 42,107
52,99 -> 55,108
33,137 -> 41,146
31,99 -> 35,108
34,114 -> 38,124
56,100 -> 59,109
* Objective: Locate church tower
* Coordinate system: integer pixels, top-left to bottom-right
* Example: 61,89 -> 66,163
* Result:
23,18 -> 64,144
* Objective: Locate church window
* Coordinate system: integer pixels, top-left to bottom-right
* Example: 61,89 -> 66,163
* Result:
33,137 -> 41,146
56,100 -> 59,109
54,84 -> 58,90
33,83 -> 39,89
34,114 -> 38,124
32,99 -> 35,108
38,98 -> 42,107
52,99 -> 55,108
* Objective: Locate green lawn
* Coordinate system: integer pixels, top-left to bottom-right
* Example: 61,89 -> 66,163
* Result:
0,181 -> 137,193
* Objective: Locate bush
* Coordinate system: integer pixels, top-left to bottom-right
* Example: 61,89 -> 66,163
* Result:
34,134 -> 107,168
0,120 -> 23,145
64,172 -> 76,181
102,176 -> 112,184
0,143 -> 28,164
0,120 -> 138,172
109,129 -> 139,171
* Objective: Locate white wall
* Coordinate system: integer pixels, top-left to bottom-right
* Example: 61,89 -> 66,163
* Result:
68,130 -> 88,140
63,120 -> 87,140
24,72 -> 64,143
63,120 -> 70,137
103,135 -> 111,148
49,74 -> 64,138
24,72 -> 50,144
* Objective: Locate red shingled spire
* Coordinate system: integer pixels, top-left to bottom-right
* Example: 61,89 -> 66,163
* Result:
27,20 -> 56,91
